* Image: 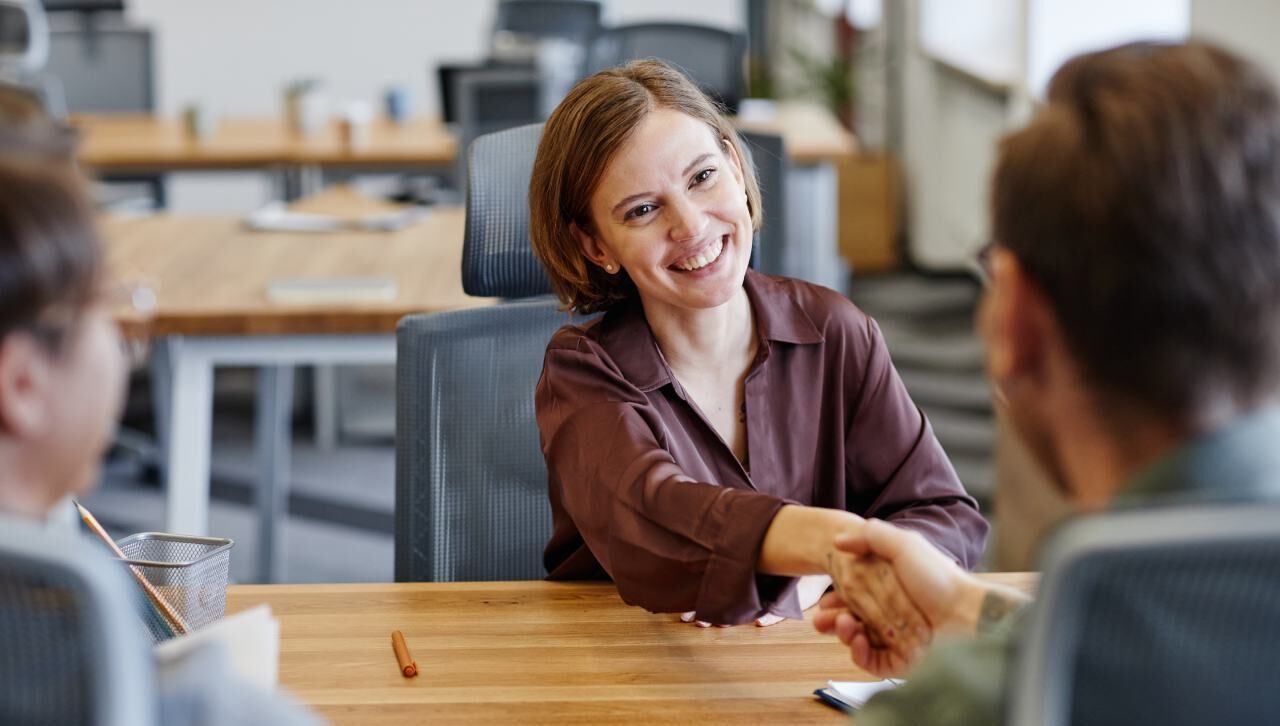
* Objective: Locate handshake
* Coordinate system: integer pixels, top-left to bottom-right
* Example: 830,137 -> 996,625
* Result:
814,519 -> 1025,677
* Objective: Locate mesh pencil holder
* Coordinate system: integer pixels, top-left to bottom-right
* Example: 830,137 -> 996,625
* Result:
114,532 -> 234,642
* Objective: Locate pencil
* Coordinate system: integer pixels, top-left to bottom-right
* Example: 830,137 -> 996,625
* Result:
391,629 -> 418,677
73,500 -> 191,635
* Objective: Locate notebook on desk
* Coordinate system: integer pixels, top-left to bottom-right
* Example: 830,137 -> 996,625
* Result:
814,679 -> 902,713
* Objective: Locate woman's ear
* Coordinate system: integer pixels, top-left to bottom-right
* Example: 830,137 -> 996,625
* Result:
571,222 -> 619,274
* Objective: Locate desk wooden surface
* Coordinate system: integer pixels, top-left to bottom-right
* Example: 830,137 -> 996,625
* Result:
75,101 -> 853,172
74,114 -> 458,172
104,187 -> 493,336
225,574 -> 1035,725
736,101 -> 858,164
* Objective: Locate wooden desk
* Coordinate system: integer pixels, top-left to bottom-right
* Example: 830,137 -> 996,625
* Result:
225,574 -> 1036,725
735,101 -> 858,164
75,114 -> 458,173
105,192 -> 488,336
74,102 -> 851,174
105,188 -> 493,576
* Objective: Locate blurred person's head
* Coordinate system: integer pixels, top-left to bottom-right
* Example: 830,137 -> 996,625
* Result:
981,40 -> 1280,507
530,59 -> 762,316
0,108 -> 126,519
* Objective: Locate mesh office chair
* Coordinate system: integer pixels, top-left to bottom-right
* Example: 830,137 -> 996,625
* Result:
739,130 -> 787,276
494,0 -> 602,48
1008,503 -> 1280,726
586,23 -> 748,113
396,123 -> 587,582
0,518 -> 155,726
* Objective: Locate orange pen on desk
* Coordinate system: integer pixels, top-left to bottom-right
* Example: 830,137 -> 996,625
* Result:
391,630 -> 418,678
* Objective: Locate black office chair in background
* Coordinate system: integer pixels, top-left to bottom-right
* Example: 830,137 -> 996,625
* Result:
493,0 -> 602,49
1009,503 -> 1280,726
586,22 -> 748,113
739,130 -> 787,276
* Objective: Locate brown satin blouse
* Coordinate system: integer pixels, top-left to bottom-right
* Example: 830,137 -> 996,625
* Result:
536,270 -> 989,624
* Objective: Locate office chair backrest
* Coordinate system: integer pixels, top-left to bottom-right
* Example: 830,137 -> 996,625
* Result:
738,130 -> 786,276
586,22 -> 747,113
1009,503 -> 1280,726
462,122 -> 552,297
397,123 -> 590,582
46,14 -> 152,112
0,517 -> 155,726
494,0 -> 601,47
0,0 -> 49,73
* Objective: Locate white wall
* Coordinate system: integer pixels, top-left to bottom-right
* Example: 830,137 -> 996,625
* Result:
123,0 -> 743,211
899,0 -> 1272,270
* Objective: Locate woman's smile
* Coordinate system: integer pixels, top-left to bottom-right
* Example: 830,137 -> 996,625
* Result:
669,234 -> 729,274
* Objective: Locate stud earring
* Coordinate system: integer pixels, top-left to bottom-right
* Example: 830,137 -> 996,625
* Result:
605,263 -> 614,272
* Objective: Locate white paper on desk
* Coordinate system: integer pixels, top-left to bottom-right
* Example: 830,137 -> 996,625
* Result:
244,201 -> 429,233
826,679 -> 902,709
266,276 -> 397,304
155,604 -> 280,690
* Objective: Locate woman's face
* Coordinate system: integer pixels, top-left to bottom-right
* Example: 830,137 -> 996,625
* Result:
578,108 -> 754,316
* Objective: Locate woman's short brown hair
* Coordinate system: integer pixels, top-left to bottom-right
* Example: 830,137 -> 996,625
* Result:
530,60 -> 762,314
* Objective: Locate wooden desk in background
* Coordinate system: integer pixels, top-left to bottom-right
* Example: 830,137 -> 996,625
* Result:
106,188 -> 494,580
80,101 -> 859,284
73,101 -> 852,173
225,573 -> 1036,725
74,114 -> 458,173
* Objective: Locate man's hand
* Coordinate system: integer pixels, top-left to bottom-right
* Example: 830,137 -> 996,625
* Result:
813,591 -> 916,677
822,548 -> 932,665
832,519 -> 985,635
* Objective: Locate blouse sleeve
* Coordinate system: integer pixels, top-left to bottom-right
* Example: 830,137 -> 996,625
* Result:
537,330 -> 794,624
845,317 -> 989,569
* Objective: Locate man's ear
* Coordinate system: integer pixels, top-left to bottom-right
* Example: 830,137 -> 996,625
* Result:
982,248 -> 1050,385
0,334 -> 54,438
571,222 -> 618,273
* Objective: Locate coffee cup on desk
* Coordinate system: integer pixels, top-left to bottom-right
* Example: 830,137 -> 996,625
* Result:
284,79 -> 326,137
339,101 -> 373,151
181,103 -> 210,142
383,86 -> 407,125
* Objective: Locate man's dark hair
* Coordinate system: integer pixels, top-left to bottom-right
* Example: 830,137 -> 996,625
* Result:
0,86 -> 99,351
992,41 -> 1280,417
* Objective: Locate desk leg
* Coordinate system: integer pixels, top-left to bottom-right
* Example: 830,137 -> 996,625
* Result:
313,364 -> 338,451
149,340 -> 173,483
255,364 -> 294,583
164,337 -> 213,536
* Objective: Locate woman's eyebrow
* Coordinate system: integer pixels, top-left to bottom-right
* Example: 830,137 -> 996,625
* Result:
609,153 -> 716,216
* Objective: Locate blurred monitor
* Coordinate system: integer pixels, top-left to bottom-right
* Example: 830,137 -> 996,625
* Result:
46,21 -> 151,112
437,59 -> 533,125
41,1 -> 124,12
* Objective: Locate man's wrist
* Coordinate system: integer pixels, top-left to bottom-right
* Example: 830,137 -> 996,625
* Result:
948,578 -> 1029,635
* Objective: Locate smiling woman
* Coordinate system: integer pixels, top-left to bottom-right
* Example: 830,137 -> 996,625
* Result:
529,60 -> 988,636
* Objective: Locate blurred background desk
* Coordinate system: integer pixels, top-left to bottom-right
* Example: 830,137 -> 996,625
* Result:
105,188 -> 494,581
223,574 -> 1036,725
